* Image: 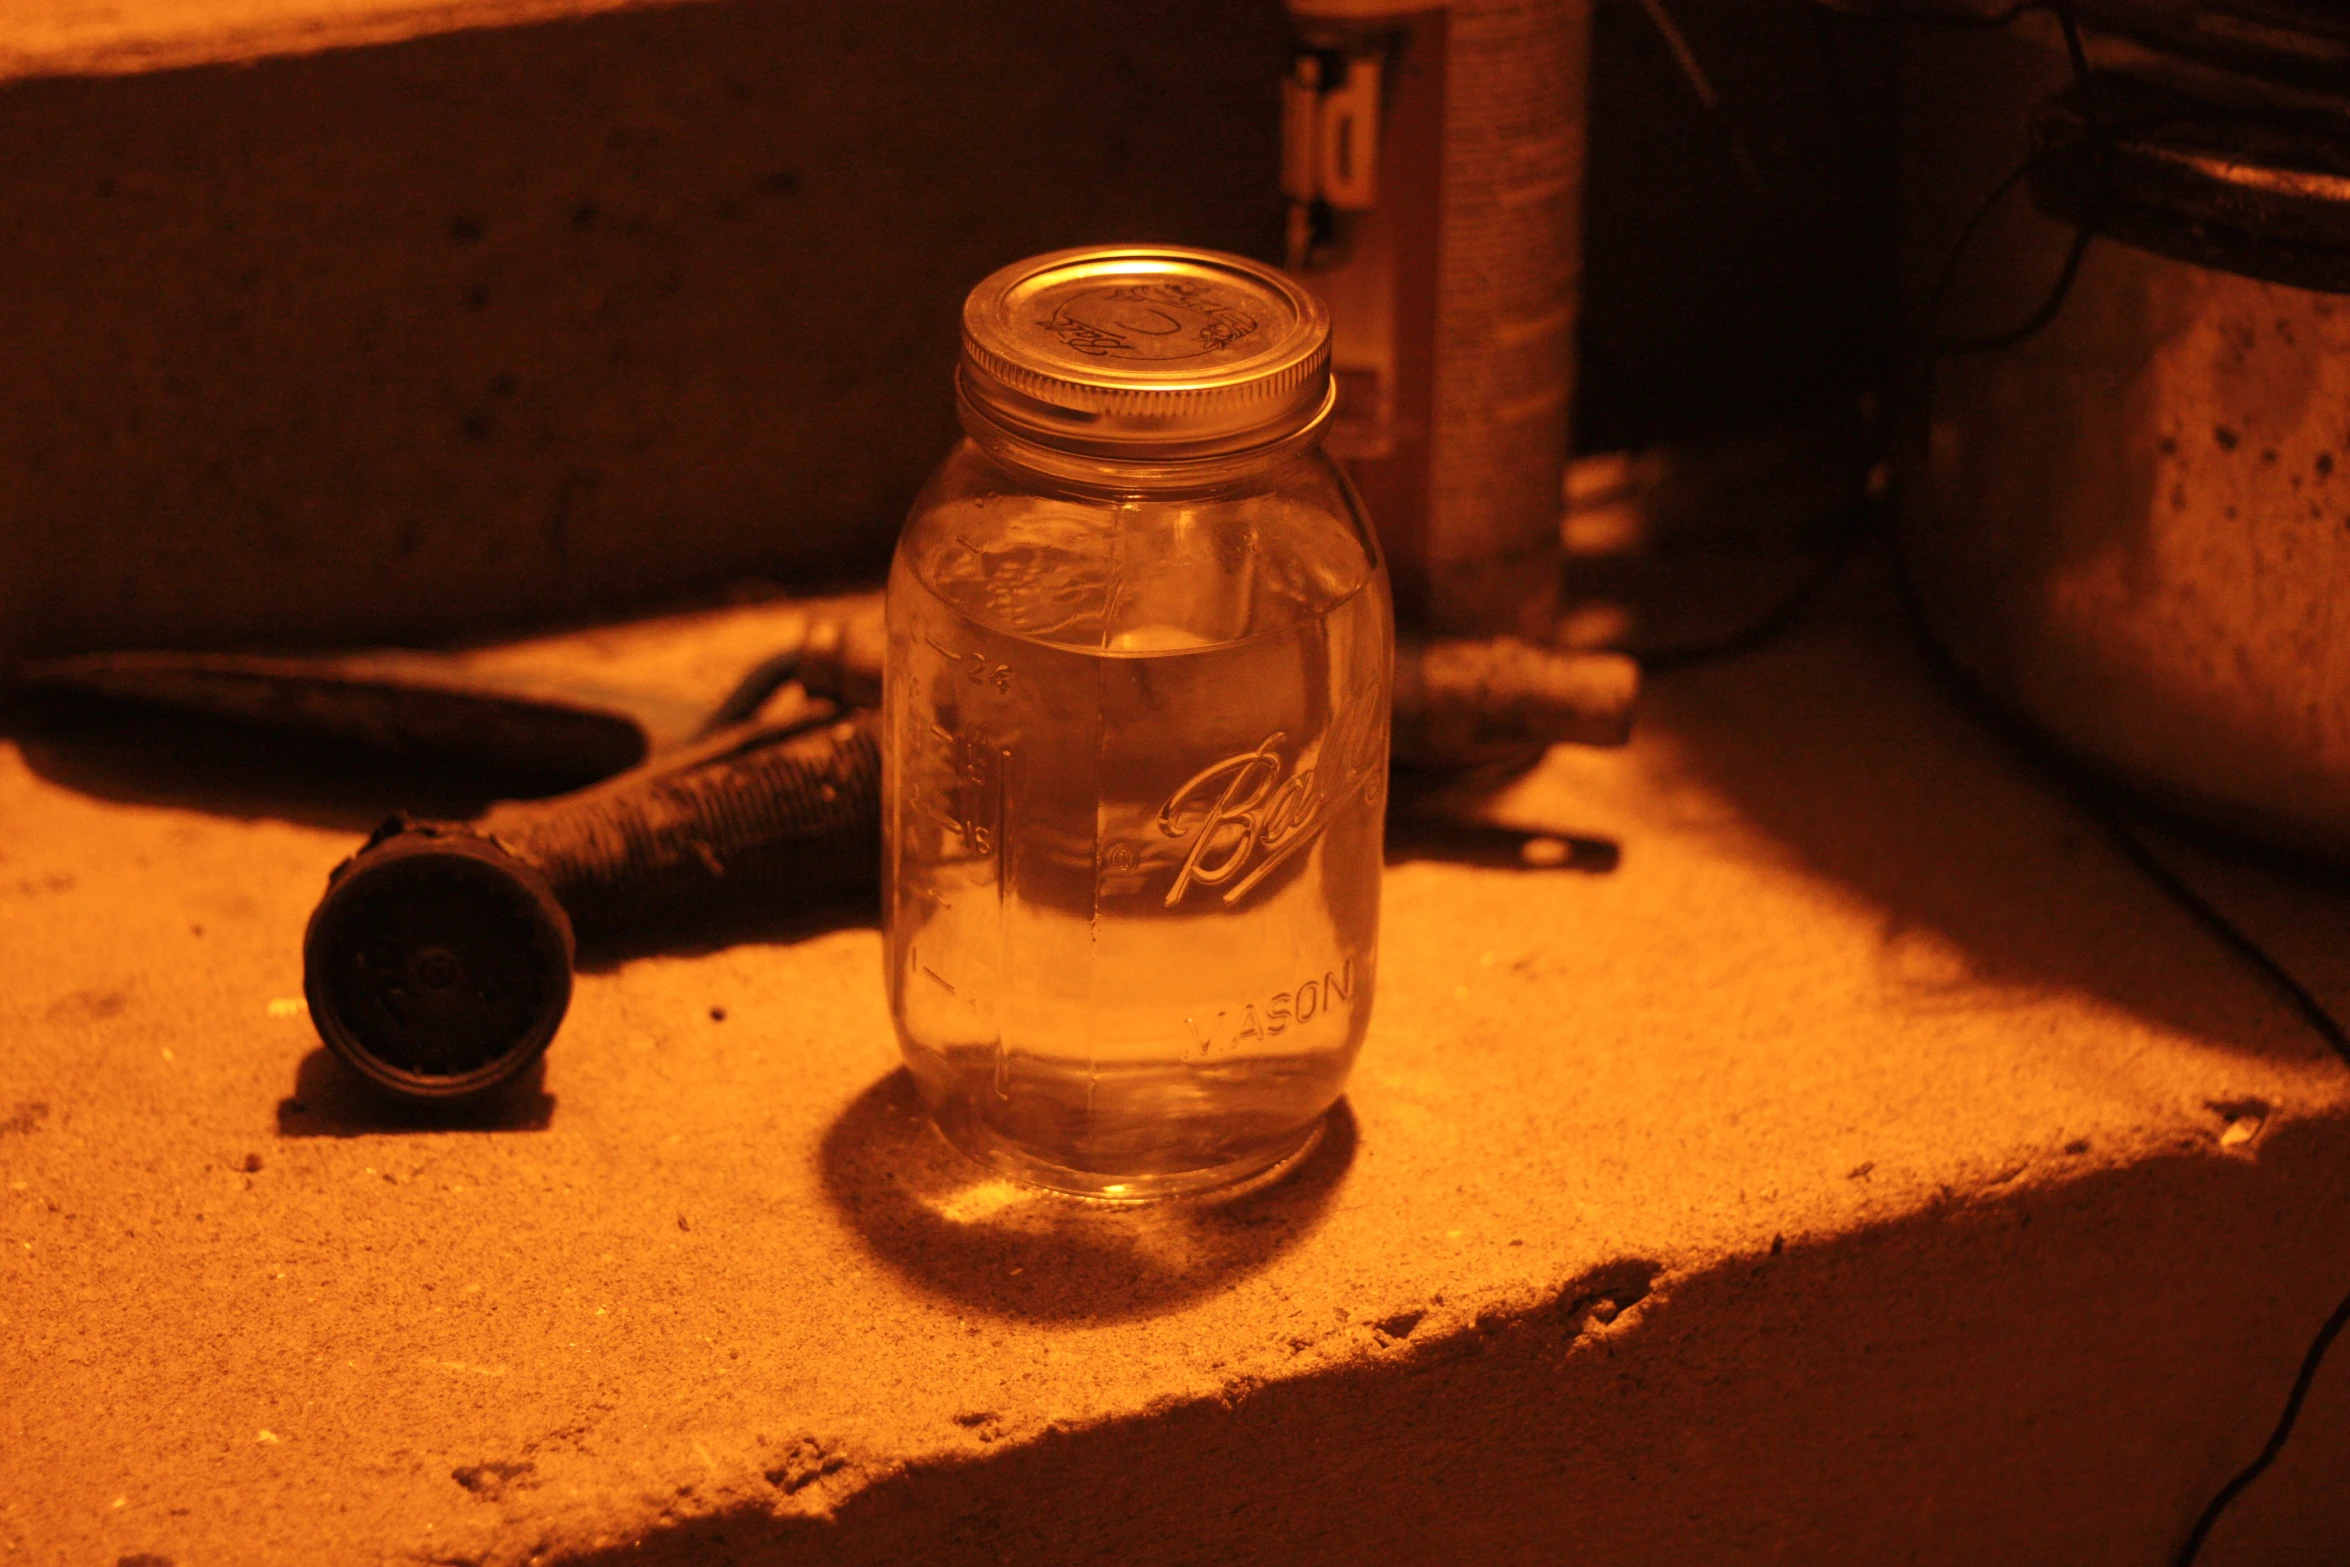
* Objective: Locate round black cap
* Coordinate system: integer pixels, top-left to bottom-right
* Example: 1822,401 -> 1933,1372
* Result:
302,824 -> 575,1100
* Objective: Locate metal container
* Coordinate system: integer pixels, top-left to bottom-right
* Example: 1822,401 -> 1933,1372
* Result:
1282,0 -> 1588,640
1896,3 -> 2350,864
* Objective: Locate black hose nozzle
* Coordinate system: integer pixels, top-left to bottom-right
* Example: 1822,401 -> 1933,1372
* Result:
303,710 -> 880,1101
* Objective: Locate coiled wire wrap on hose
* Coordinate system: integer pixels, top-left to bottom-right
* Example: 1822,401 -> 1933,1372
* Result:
299,710 -> 881,1100
476,709 -> 882,936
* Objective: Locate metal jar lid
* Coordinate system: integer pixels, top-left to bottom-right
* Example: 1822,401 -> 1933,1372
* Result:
957,245 -> 1333,461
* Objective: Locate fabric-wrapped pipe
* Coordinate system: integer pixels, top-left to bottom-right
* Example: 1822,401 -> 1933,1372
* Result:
303,709 -> 878,1101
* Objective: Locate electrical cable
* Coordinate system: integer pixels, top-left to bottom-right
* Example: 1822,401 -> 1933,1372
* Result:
1634,0 -> 1770,198
1802,7 -> 2350,1547
2175,1274 -> 2350,1565
2097,819 -> 2350,1567
1888,569 -> 2350,1567
2099,820 -> 2350,1074
1920,0 -> 2106,355
1803,0 -> 2088,359
1960,0 -> 2045,25
1931,219 -> 2097,354
1927,10 -> 2350,1534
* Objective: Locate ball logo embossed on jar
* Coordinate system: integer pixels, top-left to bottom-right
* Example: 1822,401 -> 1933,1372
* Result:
1040,281 -> 1261,361
1154,689 -> 1386,908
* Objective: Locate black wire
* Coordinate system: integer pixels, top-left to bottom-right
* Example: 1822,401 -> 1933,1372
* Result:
2032,2 -> 2350,1516
1934,221 -> 2098,354
2175,1280 -> 2350,1566
1654,523 -> 2350,1567
1666,555 -> 2350,1567
1888,561 -> 2350,1567
1634,0 -> 1772,200
1806,13 -> 2350,1546
1918,0 -> 2106,356
2104,816 -> 2350,1567
1922,151 -> 2035,328
2052,0 -> 2101,125
2099,819 -> 2350,1073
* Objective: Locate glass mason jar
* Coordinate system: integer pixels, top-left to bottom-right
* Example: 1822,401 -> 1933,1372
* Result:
883,245 -> 1393,1201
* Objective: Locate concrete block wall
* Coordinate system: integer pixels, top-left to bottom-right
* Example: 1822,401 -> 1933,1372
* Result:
0,0 -> 1284,658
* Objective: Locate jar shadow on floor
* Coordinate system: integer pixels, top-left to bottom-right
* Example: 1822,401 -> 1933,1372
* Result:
818,1068 -> 1356,1324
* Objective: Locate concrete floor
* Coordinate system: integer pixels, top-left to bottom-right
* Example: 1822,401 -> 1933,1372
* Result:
4,574 -> 2348,1564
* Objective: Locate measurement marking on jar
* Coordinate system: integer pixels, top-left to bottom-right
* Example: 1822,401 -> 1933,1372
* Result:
1185,956 -> 1361,1055
925,637 -> 1013,693
918,725 -> 1009,859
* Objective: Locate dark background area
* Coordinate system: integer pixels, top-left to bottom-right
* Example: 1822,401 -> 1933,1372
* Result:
1576,0 -> 1898,453
0,0 -> 1896,658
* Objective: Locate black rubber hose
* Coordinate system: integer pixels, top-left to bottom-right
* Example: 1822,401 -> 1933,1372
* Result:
302,711 -> 880,1101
